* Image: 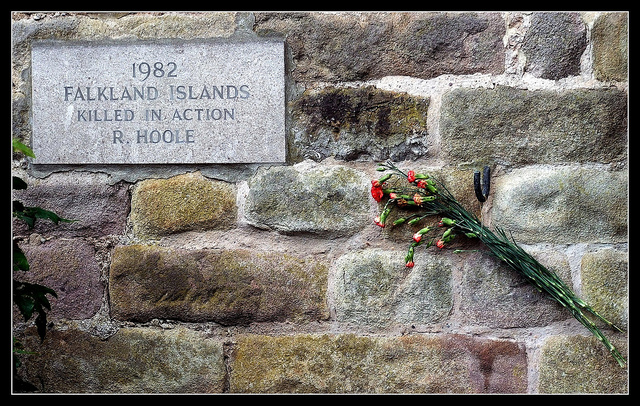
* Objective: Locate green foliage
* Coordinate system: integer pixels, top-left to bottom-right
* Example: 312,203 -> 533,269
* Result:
12,139 -> 35,157
13,201 -> 74,229
12,139 -> 73,391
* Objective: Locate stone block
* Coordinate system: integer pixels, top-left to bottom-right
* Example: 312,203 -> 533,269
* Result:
521,12 -> 587,80
333,249 -> 452,327
440,86 -> 627,166
130,171 -> 236,237
459,251 -> 570,328
581,248 -> 628,329
109,245 -> 329,324
255,12 -> 504,82
244,162 -> 369,237
12,171 -> 130,238
15,238 -> 104,320
229,333 -> 527,393
538,335 -> 628,393
491,166 -> 628,244
592,12 -> 628,82
290,86 -> 429,162
16,327 -> 226,393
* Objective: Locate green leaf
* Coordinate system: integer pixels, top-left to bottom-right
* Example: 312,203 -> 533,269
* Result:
13,289 -> 35,321
13,281 -> 57,336
13,241 -> 29,272
12,206 -> 35,229
13,206 -> 75,229
12,139 -> 35,158
26,207 -> 71,224
13,200 -> 25,212
13,176 -> 28,190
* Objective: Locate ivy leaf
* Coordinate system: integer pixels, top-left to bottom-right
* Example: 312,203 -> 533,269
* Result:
13,283 -> 35,321
13,176 -> 28,190
13,281 -> 57,341
13,205 -> 75,229
12,139 -> 35,158
13,241 -> 29,272
23,207 -> 74,225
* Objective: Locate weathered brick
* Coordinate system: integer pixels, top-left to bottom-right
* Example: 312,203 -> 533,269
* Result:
592,12 -> 628,82
521,12 -> 587,80
255,12 -> 504,82
109,245 -> 329,324
16,327 -> 226,393
12,171 -> 130,238
440,86 -> 627,166
333,249 -> 452,327
581,249 -> 628,330
245,163 -> 369,237
538,335 -> 628,393
290,86 -> 429,162
130,171 -> 236,238
15,238 -> 104,320
229,334 -> 527,393
459,251 -> 570,328
491,167 -> 627,244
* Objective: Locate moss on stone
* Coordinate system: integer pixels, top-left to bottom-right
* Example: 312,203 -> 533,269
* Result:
245,164 -> 369,237
538,335 -> 628,393
290,86 -> 429,161
109,245 -> 329,324
130,171 -> 236,238
229,333 -> 527,393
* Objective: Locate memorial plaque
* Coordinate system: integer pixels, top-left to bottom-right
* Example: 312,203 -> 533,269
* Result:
31,40 -> 285,164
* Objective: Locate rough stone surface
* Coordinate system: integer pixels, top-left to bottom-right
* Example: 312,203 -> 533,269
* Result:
245,162 -> 369,237
109,245 -> 329,324
592,12 -> 628,82
538,335 -> 628,393
290,86 -> 429,162
333,249 -> 452,327
459,251 -> 570,328
130,172 -> 237,238
12,171 -> 130,238
16,327 -> 226,393
491,166 -> 628,244
255,12 -> 504,82
440,86 -> 628,166
15,239 -> 104,320
581,249 -> 628,330
229,333 -> 527,393
521,12 -> 587,80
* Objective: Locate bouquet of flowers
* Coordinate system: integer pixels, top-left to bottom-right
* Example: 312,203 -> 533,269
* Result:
371,161 -> 626,367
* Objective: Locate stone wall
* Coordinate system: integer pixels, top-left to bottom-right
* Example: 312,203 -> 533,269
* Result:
11,11 -> 628,394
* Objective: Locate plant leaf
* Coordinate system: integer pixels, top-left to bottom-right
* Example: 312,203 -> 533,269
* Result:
13,176 -> 28,190
12,139 -> 35,158
12,139 -> 35,157
13,241 -> 29,272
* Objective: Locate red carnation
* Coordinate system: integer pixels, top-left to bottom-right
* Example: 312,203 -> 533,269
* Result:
407,170 -> 416,183
370,180 -> 384,202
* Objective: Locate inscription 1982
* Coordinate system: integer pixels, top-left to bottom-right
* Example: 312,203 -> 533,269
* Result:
31,40 -> 285,164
